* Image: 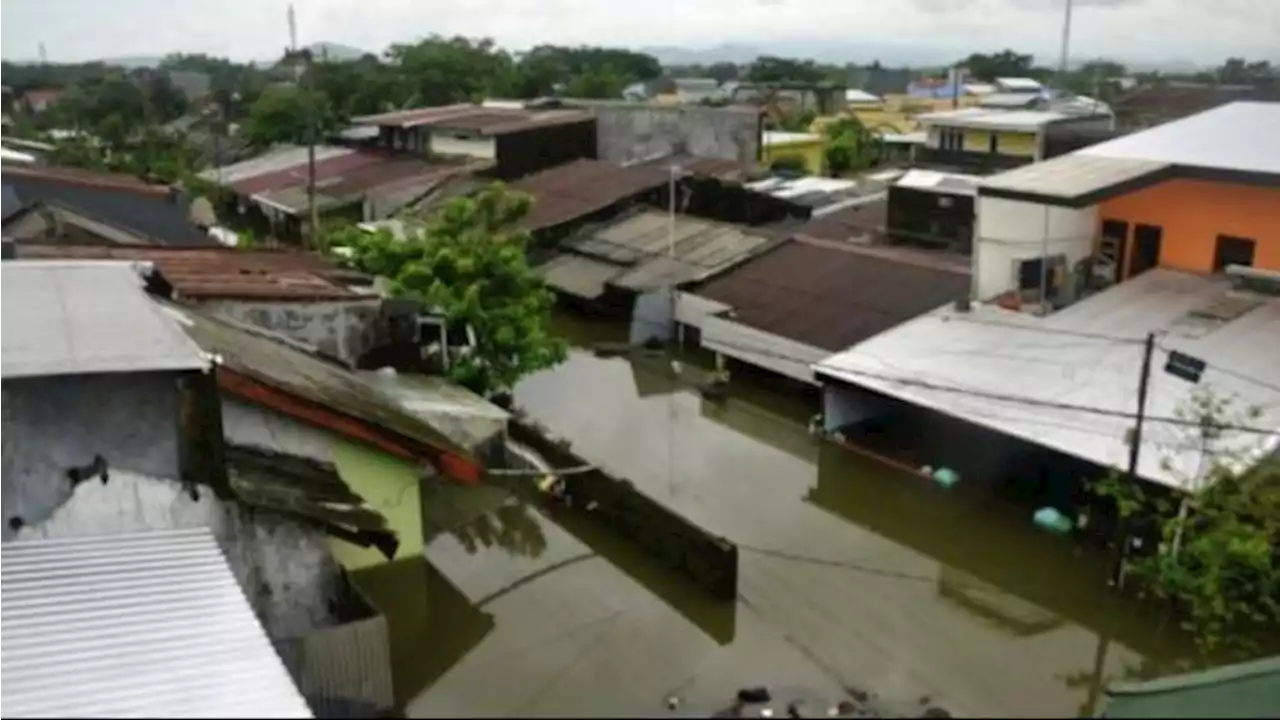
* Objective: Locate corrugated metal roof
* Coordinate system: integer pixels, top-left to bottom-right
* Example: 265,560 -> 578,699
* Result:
979,153 -> 1171,205
0,528 -> 313,718
231,149 -> 383,196
995,77 -> 1043,92
697,238 -> 971,352
199,146 -> 354,188
845,89 -> 883,104
918,108 -> 1070,131
535,253 -> 622,300
167,303 -> 477,463
15,244 -> 360,301
1078,100 -> 1280,175
817,269 -> 1280,492
1,261 -> 210,380
795,197 -> 887,243
352,104 -> 593,135
977,92 -> 1042,109
511,158 -> 669,231
896,169 -> 984,196
572,210 -> 777,291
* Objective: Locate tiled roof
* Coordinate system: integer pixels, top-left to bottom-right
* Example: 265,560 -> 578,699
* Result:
510,158 -> 670,231
14,244 -> 361,301
353,103 -> 594,135
696,237 -> 971,351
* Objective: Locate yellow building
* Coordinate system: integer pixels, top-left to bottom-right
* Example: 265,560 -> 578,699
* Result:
762,130 -> 826,175
916,108 -> 1112,167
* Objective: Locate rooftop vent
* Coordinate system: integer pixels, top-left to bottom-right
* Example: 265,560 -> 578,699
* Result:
1225,264 -> 1280,297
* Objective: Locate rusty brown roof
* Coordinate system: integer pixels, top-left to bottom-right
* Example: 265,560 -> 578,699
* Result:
510,158 -> 670,231
696,237 -> 971,352
14,244 -> 363,301
352,103 -> 594,136
795,199 -> 889,244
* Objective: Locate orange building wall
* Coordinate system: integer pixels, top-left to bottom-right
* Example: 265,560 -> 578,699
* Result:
1098,178 -> 1280,275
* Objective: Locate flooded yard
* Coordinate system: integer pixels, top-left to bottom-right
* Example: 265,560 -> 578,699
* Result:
357,314 -> 1191,718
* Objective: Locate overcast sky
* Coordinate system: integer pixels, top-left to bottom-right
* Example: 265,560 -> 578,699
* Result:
3,0 -> 1278,66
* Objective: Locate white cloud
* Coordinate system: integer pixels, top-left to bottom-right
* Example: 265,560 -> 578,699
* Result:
2,0 -> 1277,65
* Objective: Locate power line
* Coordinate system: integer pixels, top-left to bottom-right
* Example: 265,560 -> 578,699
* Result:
619,312 -> 1280,437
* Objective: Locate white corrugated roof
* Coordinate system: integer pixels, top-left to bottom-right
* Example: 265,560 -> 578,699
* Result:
996,77 -> 1043,92
918,108 -> 1069,131
1078,101 -> 1280,175
979,153 -> 1170,202
1,261 -> 210,380
816,269 -> 1280,492
896,169 -> 983,196
1,528 -> 313,718
197,145 -> 353,185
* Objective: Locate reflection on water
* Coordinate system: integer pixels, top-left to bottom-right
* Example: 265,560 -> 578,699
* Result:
351,312 -> 1198,718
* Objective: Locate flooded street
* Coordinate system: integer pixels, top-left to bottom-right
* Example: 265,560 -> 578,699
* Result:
359,314 -> 1192,718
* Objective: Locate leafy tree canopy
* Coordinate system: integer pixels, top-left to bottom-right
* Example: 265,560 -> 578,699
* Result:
1093,388 -> 1280,661
327,184 -> 567,396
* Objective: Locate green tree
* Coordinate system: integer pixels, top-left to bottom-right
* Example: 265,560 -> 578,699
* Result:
959,49 -> 1036,81
823,116 -> 881,176
706,62 -> 740,84
241,84 -> 336,148
565,63 -> 625,99
1092,388 -> 1280,660
330,184 -> 567,396
386,36 -> 517,105
747,55 -> 827,84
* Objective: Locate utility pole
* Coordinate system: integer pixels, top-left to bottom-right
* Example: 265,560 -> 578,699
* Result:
288,3 -> 319,250
1058,0 -> 1075,80
1112,331 -> 1156,589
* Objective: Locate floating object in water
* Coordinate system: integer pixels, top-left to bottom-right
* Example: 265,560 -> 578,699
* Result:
1033,506 -> 1073,535
931,466 -> 961,489
738,687 -> 771,704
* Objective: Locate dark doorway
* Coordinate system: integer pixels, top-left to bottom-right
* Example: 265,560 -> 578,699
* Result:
1130,224 -> 1163,278
1214,234 -> 1257,271
1099,219 -> 1129,282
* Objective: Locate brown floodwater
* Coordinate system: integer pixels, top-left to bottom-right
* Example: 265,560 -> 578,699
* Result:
355,313 -> 1193,719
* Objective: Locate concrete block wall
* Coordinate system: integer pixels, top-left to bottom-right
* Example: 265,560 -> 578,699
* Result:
202,298 -> 383,367
569,101 -> 762,165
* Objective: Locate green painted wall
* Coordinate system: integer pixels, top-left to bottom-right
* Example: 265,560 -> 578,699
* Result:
328,438 -> 425,570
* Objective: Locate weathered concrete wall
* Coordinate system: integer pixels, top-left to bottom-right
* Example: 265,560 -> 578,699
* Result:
2,372 -> 344,638
202,298 -> 382,366
1,373 -> 183,539
568,101 -> 761,165
15,469 -> 343,639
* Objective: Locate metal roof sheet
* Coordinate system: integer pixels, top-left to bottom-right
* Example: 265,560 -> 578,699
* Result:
535,253 -> 622,300
511,158 -> 669,231
14,244 -> 359,301
0,528 -> 313,718
979,153 -> 1171,204
199,146 -> 354,187
352,104 -> 593,135
697,238 -> 971,352
1078,100 -> 1280,175
817,269 -> 1280,492
1,261 -> 209,379
895,169 -> 984,196
918,108 -> 1070,131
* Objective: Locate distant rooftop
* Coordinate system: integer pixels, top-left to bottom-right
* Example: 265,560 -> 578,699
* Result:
1,260 -> 209,380
918,107 -> 1071,131
352,103 -> 594,135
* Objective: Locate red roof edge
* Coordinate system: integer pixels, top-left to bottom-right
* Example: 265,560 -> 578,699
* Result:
3,165 -> 174,197
218,368 -> 483,485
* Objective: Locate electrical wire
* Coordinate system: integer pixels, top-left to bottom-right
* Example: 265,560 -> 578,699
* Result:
617,312 -> 1280,437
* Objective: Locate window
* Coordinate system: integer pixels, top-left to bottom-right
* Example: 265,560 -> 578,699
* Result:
938,128 -> 963,151
1214,235 -> 1256,271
